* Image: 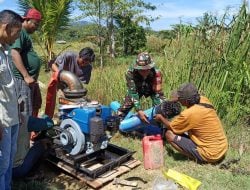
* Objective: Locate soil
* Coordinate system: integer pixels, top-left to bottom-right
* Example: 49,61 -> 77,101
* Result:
40,160 -> 163,190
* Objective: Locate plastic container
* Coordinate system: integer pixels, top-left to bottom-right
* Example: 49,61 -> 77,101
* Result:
152,177 -> 178,190
142,135 -> 164,169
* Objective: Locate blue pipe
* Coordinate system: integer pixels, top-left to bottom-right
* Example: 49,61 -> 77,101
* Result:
109,101 -> 133,119
109,101 -> 121,112
110,101 -> 161,132
119,107 -> 157,132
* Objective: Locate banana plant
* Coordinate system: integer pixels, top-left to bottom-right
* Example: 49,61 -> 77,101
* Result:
17,0 -> 73,71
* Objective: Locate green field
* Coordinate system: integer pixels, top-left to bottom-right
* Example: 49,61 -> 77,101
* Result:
13,49 -> 249,190
13,4 -> 249,190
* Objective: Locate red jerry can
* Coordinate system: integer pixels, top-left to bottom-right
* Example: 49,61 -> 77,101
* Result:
142,135 -> 164,169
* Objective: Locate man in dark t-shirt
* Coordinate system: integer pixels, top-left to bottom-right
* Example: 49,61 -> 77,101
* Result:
45,47 -> 95,118
51,47 -> 95,84
10,8 -> 45,179
10,8 -> 42,117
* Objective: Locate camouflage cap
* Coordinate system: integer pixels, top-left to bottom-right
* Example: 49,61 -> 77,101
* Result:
134,52 -> 155,70
177,82 -> 199,100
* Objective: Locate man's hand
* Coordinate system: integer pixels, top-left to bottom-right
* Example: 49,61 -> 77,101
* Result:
137,110 -> 149,124
24,75 -> 35,86
154,114 -> 171,128
11,49 -> 35,86
154,114 -> 164,122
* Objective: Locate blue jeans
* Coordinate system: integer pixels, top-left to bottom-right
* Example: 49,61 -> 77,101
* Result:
0,124 -> 19,190
12,141 -> 45,178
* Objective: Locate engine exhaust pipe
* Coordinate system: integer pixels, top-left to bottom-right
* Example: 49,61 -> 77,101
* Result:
59,70 -> 87,98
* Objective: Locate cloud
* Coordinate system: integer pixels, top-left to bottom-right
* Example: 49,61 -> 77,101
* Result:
144,0 -> 243,31
211,0 -> 242,9
0,0 -> 5,3
147,0 -> 241,20
145,2 -> 208,20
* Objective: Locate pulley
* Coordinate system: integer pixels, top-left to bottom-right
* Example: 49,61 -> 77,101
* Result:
59,119 -> 85,155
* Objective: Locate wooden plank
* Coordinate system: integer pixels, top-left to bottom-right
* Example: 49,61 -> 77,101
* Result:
47,158 -> 141,189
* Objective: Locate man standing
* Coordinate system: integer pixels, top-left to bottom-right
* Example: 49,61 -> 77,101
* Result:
154,83 -> 228,164
0,10 -> 23,190
10,8 -> 42,117
10,8 -> 42,171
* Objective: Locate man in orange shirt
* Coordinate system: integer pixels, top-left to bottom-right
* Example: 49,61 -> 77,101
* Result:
154,82 -> 228,164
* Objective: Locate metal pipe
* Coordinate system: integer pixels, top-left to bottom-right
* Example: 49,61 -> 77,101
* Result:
59,70 -> 83,91
59,70 -> 87,98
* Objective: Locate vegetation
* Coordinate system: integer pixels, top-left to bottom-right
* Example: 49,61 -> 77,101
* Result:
13,1 -> 249,190
17,0 -> 73,70
76,0 -> 156,58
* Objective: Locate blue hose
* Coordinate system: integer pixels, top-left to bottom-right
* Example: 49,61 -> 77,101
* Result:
110,101 -> 160,133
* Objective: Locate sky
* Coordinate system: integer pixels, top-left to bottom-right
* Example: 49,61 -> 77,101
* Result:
0,0 -> 247,31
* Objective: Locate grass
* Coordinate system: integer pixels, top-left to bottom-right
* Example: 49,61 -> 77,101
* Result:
13,4 -> 249,189
111,122 -> 250,190
14,64 -> 250,189
12,122 -> 249,190
33,48 -> 249,190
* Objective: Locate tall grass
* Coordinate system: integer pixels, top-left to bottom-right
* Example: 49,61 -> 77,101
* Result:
25,3 -> 250,190
155,3 -> 250,123
35,3 -> 249,124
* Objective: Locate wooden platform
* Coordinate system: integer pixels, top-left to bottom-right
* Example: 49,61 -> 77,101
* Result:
47,158 -> 141,189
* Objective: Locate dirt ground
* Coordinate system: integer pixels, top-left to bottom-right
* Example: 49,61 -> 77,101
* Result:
41,159 -> 163,190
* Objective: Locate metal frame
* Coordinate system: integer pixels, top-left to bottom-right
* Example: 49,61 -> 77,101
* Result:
49,144 -> 135,179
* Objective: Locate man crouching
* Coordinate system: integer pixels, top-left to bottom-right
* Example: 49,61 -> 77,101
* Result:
154,82 -> 228,164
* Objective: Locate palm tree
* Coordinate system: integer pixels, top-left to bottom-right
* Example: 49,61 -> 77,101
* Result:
17,0 -> 73,71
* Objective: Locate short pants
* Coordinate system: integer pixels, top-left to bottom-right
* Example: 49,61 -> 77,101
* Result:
173,134 -> 205,163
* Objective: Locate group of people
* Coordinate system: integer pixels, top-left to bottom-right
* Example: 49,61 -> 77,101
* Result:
0,8 -> 95,190
0,8 -> 52,190
117,52 -> 228,164
0,7 -> 228,190
118,52 -> 228,163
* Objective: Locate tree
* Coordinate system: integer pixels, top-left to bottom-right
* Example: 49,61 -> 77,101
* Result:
114,13 -> 146,55
77,0 -> 156,58
17,0 -> 73,71
196,12 -> 218,43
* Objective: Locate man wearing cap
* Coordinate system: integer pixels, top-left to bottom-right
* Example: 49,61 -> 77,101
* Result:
154,82 -> 228,164
118,52 -> 165,123
44,47 -> 95,118
10,8 -> 42,117
9,8 -> 44,178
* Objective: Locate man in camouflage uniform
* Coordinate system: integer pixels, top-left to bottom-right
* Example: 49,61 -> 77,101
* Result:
118,52 -> 165,123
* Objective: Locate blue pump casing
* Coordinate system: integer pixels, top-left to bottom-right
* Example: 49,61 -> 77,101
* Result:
65,106 -> 112,134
